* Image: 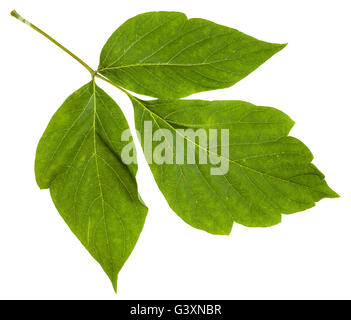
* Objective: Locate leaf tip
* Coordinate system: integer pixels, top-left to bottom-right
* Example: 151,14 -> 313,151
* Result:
110,276 -> 118,294
106,269 -> 119,293
320,183 -> 340,199
275,42 -> 288,54
329,189 -> 340,199
321,180 -> 340,199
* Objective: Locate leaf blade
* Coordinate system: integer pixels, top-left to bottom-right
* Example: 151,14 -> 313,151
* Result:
131,97 -> 338,234
99,11 -> 286,98
35,82 -> 147,291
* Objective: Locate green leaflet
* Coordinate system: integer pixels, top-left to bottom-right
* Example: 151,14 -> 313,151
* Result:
131,98 -> 338,235
35,81 -> 148,291
98,11 -> 286,98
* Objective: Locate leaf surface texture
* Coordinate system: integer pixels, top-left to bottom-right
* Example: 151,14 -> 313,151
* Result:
99,11 -> 285,98
35,82 -> 147,290
131,98 -> 338,234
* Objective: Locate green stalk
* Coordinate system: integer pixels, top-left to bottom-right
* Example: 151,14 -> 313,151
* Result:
10,10 -> 95,75
10,10 -> 130,96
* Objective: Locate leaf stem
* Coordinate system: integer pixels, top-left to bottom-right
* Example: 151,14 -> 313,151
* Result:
11,10 -> 132,101
10,10 -> 95,75
95,73 -> 134,98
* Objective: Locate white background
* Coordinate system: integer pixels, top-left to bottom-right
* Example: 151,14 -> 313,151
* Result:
0,0 -> 350,300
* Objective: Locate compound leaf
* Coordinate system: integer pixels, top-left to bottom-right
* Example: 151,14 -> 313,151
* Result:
99,11 -> 286,98
131,97 -> 338,235
35,81 -> 148,291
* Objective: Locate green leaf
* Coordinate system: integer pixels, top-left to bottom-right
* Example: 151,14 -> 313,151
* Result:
131,97 -> 338,235
98,11 -> 286,98
11,8 -> 339,292
35,81 -> 148,291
